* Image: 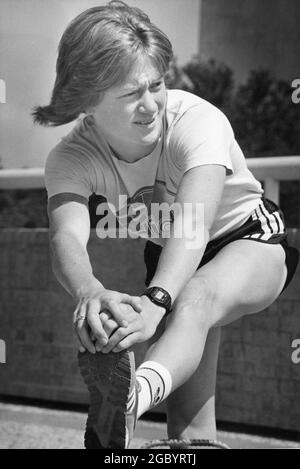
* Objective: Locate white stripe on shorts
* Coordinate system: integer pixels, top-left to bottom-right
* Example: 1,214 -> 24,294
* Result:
273,210 -> 285,233
258,202 -> 278,240
243,200 -> 284,241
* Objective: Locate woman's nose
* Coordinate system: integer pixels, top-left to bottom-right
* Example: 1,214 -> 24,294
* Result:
138,91 -> 157,114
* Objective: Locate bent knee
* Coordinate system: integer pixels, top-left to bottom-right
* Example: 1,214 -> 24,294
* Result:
173,277 -> 218,327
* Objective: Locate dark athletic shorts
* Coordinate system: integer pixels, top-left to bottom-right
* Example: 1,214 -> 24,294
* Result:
144,197 -> 299,294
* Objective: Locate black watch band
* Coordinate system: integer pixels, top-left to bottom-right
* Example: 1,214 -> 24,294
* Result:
143,286 -> 172,314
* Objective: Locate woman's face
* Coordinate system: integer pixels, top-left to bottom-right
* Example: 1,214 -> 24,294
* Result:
91,56 -> 167,162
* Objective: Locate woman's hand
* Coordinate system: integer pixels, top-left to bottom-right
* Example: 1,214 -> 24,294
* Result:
73,289 -> 142,354
100,296 -> 166,353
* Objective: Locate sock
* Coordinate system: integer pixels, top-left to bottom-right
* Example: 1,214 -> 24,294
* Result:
135,360 -> 173,418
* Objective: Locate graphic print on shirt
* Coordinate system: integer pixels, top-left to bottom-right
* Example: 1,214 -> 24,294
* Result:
95,176 -> 177,241
118,186 -> 155,238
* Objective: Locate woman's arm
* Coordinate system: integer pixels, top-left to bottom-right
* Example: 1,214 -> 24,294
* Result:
103,164 -> 226,353
48,193 -> 142,353
48,193 -> 102,299
148,164 -> 226,303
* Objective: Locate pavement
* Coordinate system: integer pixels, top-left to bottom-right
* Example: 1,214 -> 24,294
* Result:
0,402 -> 299,449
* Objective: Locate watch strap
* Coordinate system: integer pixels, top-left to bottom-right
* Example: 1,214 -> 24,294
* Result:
143,286 -> 172,314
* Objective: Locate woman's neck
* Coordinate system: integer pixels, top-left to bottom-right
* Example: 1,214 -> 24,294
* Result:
109,141 -> 159,163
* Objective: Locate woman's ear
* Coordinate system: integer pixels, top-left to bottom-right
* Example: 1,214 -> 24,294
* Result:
85,92 -> 103,116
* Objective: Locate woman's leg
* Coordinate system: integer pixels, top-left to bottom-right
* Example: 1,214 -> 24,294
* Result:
143,240 -> 287,392
166,327 -> 221,440
80,240 -> 287,448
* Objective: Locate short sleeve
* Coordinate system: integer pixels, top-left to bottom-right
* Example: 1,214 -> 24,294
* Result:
45,148 -> 94,199
169,104 -> 234,176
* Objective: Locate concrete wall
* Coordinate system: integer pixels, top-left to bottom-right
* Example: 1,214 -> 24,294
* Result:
200,0 -> 300,84
0,0 -> 200,169
0,229 -> 300,431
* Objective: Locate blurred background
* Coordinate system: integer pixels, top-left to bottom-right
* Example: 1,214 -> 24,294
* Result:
0,0 -> 300,448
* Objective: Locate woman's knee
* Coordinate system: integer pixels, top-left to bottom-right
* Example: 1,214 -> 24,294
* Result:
173,276 -> 218,328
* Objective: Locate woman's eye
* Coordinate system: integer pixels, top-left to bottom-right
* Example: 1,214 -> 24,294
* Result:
121,81 -> 163,98
122,91 -> 138,98
151,81 -> 162,90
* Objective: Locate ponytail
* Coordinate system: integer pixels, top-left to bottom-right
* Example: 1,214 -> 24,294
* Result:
32,103 -> 78,127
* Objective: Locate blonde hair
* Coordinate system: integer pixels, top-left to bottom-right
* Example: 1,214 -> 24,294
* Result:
32,1 -> 173,126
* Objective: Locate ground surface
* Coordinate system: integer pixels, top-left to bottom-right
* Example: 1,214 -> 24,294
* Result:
0,402 -> 299,449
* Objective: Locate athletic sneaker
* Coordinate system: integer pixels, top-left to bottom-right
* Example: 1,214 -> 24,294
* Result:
78,349 -> 138,449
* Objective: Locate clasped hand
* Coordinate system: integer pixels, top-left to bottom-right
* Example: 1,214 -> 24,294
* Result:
73,289 -> 165,354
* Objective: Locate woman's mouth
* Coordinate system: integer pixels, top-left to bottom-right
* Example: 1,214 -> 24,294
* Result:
134,116 -> 156,126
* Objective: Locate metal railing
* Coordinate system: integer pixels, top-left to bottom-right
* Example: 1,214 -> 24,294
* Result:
1,156 -> 300,204
247,156 -> 300,204
0,168 -> 45,190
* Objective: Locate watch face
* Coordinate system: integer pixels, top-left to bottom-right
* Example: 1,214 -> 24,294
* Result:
154,289 -> 166,301
145,287 -> 171,313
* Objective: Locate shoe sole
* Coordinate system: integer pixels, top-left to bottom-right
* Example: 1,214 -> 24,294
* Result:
78,350 -> 135,449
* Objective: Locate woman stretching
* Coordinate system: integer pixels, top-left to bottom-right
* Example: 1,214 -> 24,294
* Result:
33,1 -> 299,449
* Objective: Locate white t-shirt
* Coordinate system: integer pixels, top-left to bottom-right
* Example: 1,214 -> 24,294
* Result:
45,89 -> 263,245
